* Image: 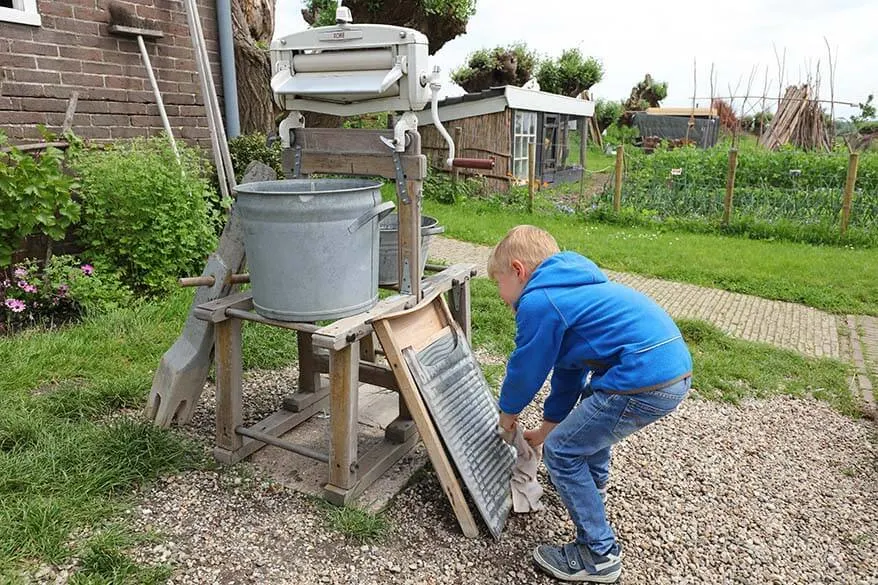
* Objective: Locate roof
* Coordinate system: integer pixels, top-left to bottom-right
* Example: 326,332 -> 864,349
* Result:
414,85 -> 595,125
644,107 -> 718,118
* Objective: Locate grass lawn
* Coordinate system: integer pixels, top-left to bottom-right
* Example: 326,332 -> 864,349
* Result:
425,198 -> 878,316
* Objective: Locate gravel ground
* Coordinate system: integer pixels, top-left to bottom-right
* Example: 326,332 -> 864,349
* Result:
23,361 -> 878,584
102,364 -> 878,585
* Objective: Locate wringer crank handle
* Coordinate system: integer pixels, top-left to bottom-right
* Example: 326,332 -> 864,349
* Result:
427,67 -> 496,171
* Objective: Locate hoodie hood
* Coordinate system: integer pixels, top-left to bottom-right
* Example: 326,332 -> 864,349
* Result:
517,252 -> 608,308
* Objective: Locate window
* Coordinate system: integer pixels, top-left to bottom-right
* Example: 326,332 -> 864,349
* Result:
0,0 -> 41,26
512,110 -> 537,180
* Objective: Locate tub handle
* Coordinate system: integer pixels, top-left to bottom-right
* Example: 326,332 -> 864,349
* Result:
348,201 -> 396,234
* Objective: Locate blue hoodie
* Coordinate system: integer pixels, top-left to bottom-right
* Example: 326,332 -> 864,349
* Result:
498,251 -> 692,423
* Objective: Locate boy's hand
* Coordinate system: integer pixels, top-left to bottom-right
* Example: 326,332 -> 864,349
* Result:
498,412 -> 518,432
524,421 -> 558,448
523,428 -> 547,448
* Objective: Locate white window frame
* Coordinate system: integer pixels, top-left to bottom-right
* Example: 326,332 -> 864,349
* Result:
512,110 -> 538,180
0,0 -> 41,26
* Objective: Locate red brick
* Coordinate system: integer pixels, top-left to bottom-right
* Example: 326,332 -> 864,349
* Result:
3,111 -> 48,125
179,126 -> 210,140
36,57 -> 82,73
77,100 -> 110,114
156,45 -> 192,60
84,87 -> 127,101
129,114 -> 163,127
105,75 -> 144,90
10,69 -> 61,84
162,92 -> 196,105
158,69 -> 192,84
1,81 -> 47,97
146,103 -> 180,116
107,101 -> 148,115
52,17 -> 101,36
82,61 -> 123,76
91,113 -> 131,127
0,54 -> 37,69
21,97 -> 69,112
179,104 -> 205,117
102,50 -> 142,66
61,72 -> 106,87
135,5 -> 173,23
125,89 -> 154,103
33,29 -> 78,46
111,126 -> 150,138
0,27 -> 34,41
77,125 -> 112,140
0,96 -> 14,109
43,86 -> 82,99
58,46 -> 104,62
41,3 -> 75,18
8,41 -> 59,57
72,5 -> 106,22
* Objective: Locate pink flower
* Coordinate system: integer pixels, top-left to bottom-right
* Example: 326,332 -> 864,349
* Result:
57,284 -> 69,296
13,267 -> 27,279
18,281 -> 37,293
81,264 -> 94,276
4,298 -> 26,313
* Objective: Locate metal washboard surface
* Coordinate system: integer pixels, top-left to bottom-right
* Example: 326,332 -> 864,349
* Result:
403,327 -> 515,539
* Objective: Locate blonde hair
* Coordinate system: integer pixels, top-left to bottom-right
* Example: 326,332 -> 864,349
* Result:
487,225 -> 560,279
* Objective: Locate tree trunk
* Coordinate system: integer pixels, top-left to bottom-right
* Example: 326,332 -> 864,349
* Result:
231,0 -> 277,135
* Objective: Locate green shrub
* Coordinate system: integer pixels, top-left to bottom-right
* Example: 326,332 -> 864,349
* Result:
227,133 -> 282,181
71,138 -> 220,295
0,131 -> 80,266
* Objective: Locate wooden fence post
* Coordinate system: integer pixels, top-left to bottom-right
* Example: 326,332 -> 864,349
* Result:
722,148 -> 739,226
528,141 -> 536,213
841,151 -> 860,235
578,116 -> 587,212
613,145 -> 624,212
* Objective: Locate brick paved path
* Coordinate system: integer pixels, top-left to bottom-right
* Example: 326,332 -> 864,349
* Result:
429,237 -> 876,407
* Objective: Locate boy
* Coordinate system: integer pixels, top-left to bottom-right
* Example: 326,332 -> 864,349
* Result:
488,225 -> 692,583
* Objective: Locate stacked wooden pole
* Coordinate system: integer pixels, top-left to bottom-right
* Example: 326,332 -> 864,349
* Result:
759,85 -> 831,151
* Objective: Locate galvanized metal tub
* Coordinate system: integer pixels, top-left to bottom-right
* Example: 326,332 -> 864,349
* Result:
377,214 -> 445,286
234,179 -> 394,322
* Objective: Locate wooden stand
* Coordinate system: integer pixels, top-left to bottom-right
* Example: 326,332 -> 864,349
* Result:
194,265 -> 475,505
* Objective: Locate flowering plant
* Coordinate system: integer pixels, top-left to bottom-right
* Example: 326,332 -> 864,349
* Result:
1,256 -> 131,334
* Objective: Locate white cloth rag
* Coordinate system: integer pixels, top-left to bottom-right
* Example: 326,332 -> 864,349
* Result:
498,425 -> 545,513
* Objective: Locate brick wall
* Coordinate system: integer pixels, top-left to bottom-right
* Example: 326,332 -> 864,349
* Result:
0,0 -> 224,145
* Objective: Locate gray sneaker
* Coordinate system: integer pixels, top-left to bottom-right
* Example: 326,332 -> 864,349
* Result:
533,541 -> 622,583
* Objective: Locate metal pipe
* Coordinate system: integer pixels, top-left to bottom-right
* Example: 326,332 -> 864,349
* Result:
215,0 -> 240,138
235,426 -> 329,462
225,308 -> 322,333
137,34 -> 179,161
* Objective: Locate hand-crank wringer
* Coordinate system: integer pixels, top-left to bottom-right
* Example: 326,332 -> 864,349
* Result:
148,3 -> 491,508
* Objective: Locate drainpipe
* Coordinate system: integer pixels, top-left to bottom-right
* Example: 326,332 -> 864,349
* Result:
215,0 -> 241,138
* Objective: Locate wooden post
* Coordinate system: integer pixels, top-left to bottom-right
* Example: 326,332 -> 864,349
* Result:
452,127 -> 462,187
527,141 -> 536,213
578,116 -> 588,212
613,145 -> 624,212
326,342 -> 359,496
722,148 -> 739,226
841,152 -> 860,236
214,319 -> 243,454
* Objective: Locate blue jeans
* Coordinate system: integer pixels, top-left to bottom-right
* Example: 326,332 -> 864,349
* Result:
542,376 -> 691,555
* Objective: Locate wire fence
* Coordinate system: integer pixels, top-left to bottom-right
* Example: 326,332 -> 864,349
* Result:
590,146 -> 878,243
